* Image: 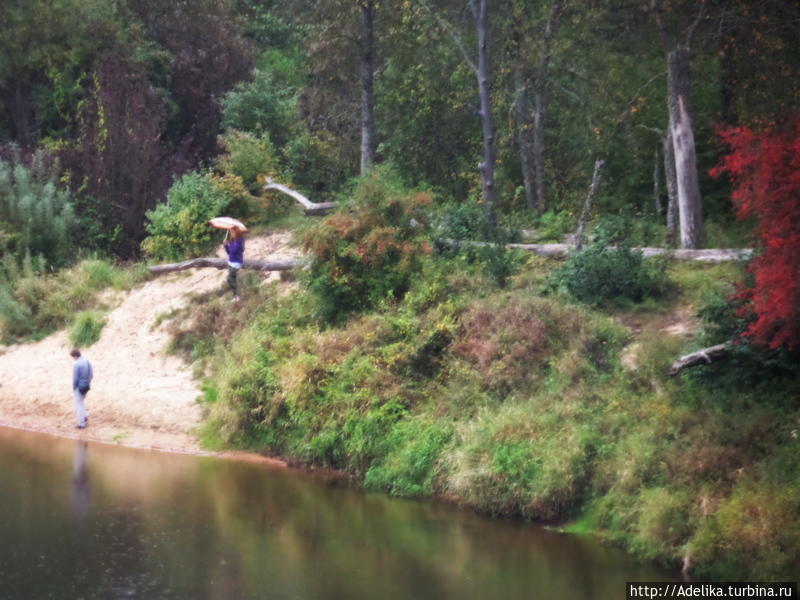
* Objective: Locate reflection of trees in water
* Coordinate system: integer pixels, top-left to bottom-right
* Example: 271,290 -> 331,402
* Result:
197,462 -> 677,599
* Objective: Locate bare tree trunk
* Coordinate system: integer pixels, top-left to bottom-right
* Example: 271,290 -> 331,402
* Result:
12,82 -> 36,150
359,0 -> 376,175
663,129 -> 679,245
475,0 -> 497,232
575,158 -> 605,251
512,63 -> 537,211
667,44 -> 703,249
653,145 -> 662,215
530,0 -> 562,214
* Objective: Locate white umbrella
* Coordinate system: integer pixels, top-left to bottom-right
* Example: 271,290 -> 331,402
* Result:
208,216 -> 248,232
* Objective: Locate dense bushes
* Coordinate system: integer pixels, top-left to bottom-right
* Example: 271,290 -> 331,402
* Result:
548,238 -> 670,306
301,170 -> 432,323
141,172 -> 249,261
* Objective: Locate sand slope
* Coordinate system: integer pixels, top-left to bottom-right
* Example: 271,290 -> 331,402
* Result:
0,231 -> 300,454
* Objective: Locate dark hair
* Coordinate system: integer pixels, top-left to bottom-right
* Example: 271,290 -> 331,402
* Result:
70,349 -> 81,358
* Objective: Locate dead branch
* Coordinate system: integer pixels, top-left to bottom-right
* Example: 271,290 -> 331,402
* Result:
262,179 -> 337,216
669,343 -> 728,375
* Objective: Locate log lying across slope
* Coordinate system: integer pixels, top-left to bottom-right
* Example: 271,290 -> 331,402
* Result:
669,343 -> 729,375
439,239 -> 754,263
148,257 -> 306,275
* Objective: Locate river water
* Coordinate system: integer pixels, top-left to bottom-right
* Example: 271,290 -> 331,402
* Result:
0,427 -> 679,599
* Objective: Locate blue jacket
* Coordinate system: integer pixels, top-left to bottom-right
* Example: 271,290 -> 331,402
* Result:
73,356 -> 93,391
225,237 -> 245,265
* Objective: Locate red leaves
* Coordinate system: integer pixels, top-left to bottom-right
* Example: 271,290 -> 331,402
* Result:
713,120 -> 800,349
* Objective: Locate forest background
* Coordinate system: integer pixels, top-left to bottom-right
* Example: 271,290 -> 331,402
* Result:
1,0 -> 799,581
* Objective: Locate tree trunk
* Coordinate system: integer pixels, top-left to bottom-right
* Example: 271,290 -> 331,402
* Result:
530,0 -> 562,214
512,63 -> 537,211
475,0 -> 498,233
575,158 -> 605,251
667,44 -> 702,249
12,82 -> 36,150
359,0 -> 377,175
669,343 -> 728,375
663,129 -> 679,245
653,145 -> 662,215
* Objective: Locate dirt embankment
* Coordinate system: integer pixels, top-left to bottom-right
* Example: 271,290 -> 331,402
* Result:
0,231 -> 300,458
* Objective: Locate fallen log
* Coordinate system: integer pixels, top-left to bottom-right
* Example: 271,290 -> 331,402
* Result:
262,179 -> 337,216
669,343 -> 729,376
148,257 -> 305,275
439,239 -> 753,262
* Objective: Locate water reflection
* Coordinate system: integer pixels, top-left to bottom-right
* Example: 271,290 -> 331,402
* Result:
0,428 -> 679,599
71,440 -> 90,522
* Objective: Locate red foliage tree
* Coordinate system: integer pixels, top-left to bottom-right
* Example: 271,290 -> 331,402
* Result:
711,121 -> 800,350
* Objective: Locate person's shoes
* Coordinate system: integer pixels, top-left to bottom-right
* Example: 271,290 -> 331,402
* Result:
76,424 -> 86,429
233,295 -> 241,303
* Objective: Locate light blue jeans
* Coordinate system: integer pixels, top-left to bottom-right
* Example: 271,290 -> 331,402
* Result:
73,388 -> 88,427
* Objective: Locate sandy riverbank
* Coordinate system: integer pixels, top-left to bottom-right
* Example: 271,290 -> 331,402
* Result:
0,231 -> 299,464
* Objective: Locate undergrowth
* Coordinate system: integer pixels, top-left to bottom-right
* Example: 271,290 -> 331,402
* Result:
165,234 -> 798,580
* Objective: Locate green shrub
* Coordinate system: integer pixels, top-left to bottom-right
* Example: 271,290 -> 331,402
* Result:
141,172 -> 234,261
217,130 -> 279,190
69,310 -> 106,347
365,418 -> 453,497
547,238 -> 670,306
433,201 -> 522,286
301,168 -> 432,323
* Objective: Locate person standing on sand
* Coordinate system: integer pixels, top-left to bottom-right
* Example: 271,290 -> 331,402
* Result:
70,349 -> 93,429
224,227 -> 245,302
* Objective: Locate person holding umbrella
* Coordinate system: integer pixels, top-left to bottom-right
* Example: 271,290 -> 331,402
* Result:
208,217 -> 248,301
224,226 -> 245,302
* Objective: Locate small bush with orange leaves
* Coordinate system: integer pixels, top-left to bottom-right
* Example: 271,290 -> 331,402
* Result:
301,169 -> 432,323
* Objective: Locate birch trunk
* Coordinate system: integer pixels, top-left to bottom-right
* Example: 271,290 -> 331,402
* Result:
667,44 -> 702,249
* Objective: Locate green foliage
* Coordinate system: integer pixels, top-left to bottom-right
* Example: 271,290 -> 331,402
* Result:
69,310 -> 105,347
221,66 -> 298,149
217,130 -> 279,191
365,419 -> 453,497
547,238 -> 671,307
432,200 -> 523,287
141,172 -> 235,261
0,258 -> 140,343
301,169 -> 432,323
0,151 -> 78,269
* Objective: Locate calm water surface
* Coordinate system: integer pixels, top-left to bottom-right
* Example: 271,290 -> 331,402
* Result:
0,427 -> 679,599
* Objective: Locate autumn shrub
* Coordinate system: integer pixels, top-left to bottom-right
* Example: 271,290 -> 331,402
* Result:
301,169 -> 432,323
141,171 -> 245,261
711,121 -> 800,351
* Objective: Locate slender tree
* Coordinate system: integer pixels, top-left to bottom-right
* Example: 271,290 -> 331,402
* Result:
360,0 -> 377,174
